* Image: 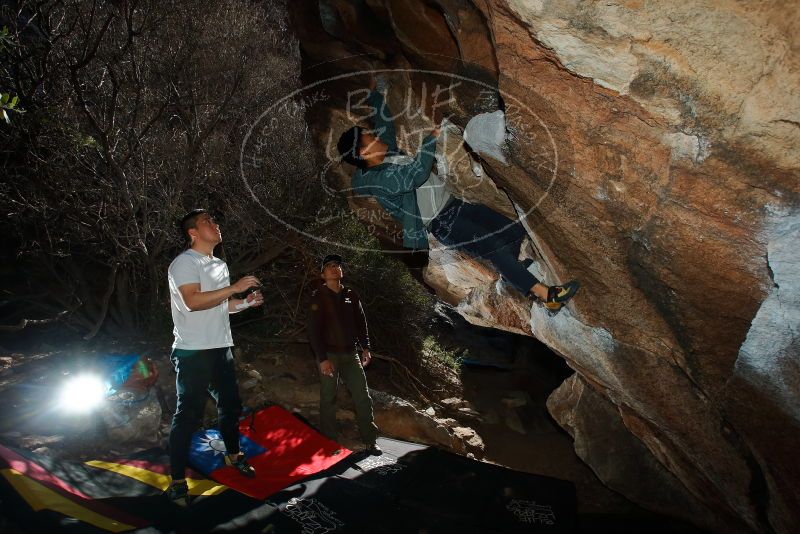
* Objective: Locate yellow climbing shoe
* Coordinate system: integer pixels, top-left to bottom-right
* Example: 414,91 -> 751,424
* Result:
545,281 -> 580,308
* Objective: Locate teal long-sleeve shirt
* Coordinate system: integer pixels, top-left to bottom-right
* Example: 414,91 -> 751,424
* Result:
350,90 -> 438,250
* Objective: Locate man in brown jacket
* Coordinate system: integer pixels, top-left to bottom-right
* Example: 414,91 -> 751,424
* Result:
307,254 -> 380,454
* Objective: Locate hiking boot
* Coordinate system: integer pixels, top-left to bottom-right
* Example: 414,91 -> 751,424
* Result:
164,480 -> 189,507
364,442 -> 382,456
225,453 -> 256,478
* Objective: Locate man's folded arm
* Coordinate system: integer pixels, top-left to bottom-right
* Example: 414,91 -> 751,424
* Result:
178,283 -> 237,312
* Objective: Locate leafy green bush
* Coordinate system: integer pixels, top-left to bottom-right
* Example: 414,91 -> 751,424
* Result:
421,335 -> 462,370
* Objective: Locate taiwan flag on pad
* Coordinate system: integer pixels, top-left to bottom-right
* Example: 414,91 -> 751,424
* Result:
187,405 -> 351,499
188,429 -> 267,474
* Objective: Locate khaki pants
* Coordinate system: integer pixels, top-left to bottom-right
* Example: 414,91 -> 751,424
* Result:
319,351 -> 378,445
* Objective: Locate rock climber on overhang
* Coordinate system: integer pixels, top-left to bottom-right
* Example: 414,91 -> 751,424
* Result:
336,76 -> 579,313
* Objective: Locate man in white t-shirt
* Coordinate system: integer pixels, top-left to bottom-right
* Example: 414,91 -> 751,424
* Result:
164,208 -> 264,506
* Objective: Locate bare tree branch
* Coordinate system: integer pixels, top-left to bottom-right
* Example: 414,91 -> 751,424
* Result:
0,309 -> 70,332
83,262 -> 119,340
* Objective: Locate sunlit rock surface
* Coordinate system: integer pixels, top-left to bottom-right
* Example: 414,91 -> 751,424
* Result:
370,389 -> 486,457
423,234 -> 532,336
290,1 -> 800,531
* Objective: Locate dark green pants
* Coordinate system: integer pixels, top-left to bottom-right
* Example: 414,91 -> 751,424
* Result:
319,351 -> 378,445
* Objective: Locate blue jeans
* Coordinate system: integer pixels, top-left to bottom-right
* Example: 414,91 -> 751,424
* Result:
169,347 -> 242,479
429,199 -> 538,294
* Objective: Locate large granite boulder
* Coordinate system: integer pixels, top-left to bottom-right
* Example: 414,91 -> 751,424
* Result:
288,1 -> 799,531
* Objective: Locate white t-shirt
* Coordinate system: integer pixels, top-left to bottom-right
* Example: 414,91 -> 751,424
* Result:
168,249 -> 233,349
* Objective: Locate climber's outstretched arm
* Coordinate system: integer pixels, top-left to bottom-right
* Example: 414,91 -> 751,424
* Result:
366,88 -> 398,153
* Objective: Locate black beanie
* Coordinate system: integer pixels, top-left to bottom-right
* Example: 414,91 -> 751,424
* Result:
337,125 -> 366,169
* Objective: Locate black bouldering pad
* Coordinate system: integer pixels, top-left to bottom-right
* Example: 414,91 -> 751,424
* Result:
1,432 -> 576,533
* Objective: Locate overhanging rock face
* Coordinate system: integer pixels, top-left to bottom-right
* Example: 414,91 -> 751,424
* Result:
288,1 -> 800,531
